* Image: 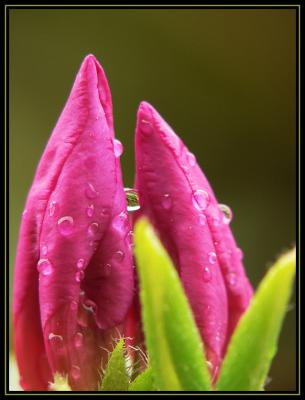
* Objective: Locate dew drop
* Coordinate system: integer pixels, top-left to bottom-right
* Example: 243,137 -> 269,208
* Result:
41,246 -> 48,256
88,222 -> 99,236
140,119 -> 153,135
37,259 -> 53,276
82,299 -> 97,314
161,194 -> 172,210
227,272 -> 237,287
74,332 -> 83,348
186,152 -> 196,167
85,183 -> 99,199
48,333 -> 63,342
208,252 -> 217,265
86,204 -> 94,217
218,204 -> 233,224
198,213 -> 207,226
76,258 -> 85,270
49,201 -> 58,217
57,216 -> 74,236
215,332 -> 221,342
112,250 -> 125,262
112,211 -> 129,232
212,216 -> 221,227
203,266 -> 211,282
192,190 -> 209,211
70,365 -> 81,380
124,188 -> 140,212
75,270 -> 85,283
113,139 -> 123,157
22,209 -> 28,218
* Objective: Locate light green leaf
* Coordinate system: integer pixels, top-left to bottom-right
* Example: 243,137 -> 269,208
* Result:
128,367 -> 155,391
99,339 -> 129,391
217,248 -> 296,391
134,218 -> 212,391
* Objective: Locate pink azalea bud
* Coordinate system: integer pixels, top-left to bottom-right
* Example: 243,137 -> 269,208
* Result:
133,101 -> 253,381
13,55 -> 134,391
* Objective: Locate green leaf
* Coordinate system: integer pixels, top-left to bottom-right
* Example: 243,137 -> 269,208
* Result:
128,367 -> 155,391
217,248 -> 296,391
99,339 -> 129,391
134,218 -> 212,391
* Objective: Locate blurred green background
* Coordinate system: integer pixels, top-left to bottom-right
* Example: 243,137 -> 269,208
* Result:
9,8 -> 296,391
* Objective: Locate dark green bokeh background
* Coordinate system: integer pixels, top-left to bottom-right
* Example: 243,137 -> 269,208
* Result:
9,9 -> 296,391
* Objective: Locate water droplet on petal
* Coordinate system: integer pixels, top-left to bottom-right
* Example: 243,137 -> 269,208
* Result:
41,246 -> 48,256
140,119 -> 153,135
124,188 -> 140,212
76,258 -> 85,270
213,216 -> 221,227
203,266 -> 211,282
82,299 -> 97,313
37,259 -> 53,276
208,252 -> 217,265
75,270 -> 85,283
22,209 -> 28,218
88,222 -> 99,236
86,204 -> 94,217
113,139 -> 123,157
49,201 -> 58,217
227,272 -> 237,287
112,211 -> 129,232
85,183 -> 99,199
186,152 -> 196,166
48,335 -> 63,350
192,190 -> 209,211
219,204 -> 233,224
112,250 -> 125,262
70,365 -> 81,380
74,332 -> 83,348
57,216 -> 74,236
161,194 -> 172,210
198,213 -> 207,226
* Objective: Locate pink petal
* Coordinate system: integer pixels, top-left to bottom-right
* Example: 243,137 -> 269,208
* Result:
135,101 -> 253,378
13,55 -> 134,390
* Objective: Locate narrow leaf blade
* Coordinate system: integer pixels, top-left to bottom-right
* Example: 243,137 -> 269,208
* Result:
128,367 -> 155,391
99,339 -> 129,391
134,218 -> 212,391
217,248 -> 296,391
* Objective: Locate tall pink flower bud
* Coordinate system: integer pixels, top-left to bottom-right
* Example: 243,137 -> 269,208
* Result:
13,55 -> 134,391
133,101 -> 253,380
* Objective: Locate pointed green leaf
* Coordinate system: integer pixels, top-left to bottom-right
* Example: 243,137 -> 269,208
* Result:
99,339 -> 129,391
217,248 -> 296,391
134,218 -> 212,391
128,367 -> 155,391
